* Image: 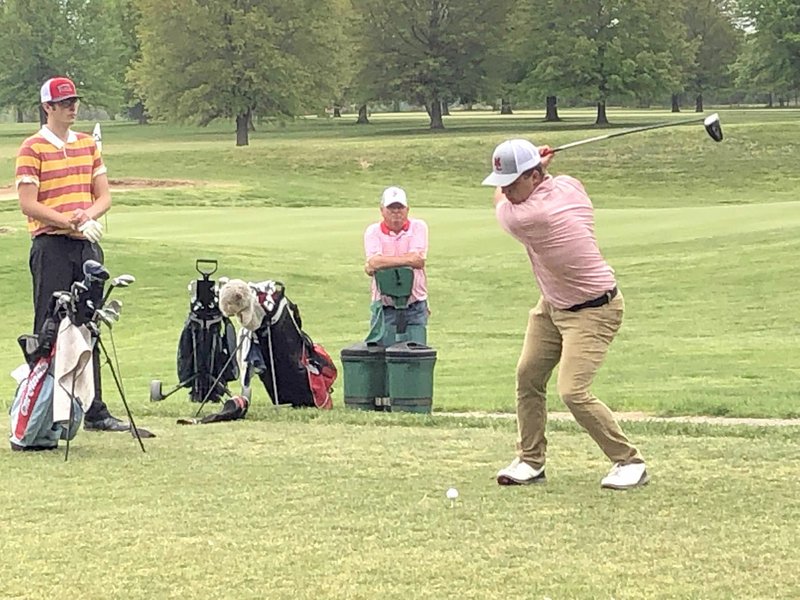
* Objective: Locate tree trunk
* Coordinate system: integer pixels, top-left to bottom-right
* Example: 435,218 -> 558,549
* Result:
356,103 -> 370,124
248,111 -> 256,131
671,93 -> 680,113
500,98 -> 513,114
235,111 -> 250,146
465,103 -> 473,111
544,96 -> 561,121
333,104 -> 341,118
695,94 -> 703,113
428,98 -> 444,129
595,101 -> 609,125
767,92 -> 773,108
441,100 -> 450,116
129,102 -> 149,124
392,100 -> 400,112
16,107 -> 23,122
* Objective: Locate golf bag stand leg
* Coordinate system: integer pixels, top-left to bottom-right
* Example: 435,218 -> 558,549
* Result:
96,337 -> 146,452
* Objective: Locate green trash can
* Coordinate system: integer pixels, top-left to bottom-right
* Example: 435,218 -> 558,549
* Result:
385,342 -> 437,413
340,342 -> 387,411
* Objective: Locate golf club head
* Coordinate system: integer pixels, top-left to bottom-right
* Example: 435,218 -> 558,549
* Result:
110,276 -> 134,289
106,299 -> 123,314
105,307 -> 120,321
95,309 -> 115,327
704,113 -> 723,142
83,259 -> 110,283
70,281 -> 88,297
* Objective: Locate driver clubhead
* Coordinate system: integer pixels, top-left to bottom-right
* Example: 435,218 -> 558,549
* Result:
83,259 -> 110,282
704,113 -> 723,142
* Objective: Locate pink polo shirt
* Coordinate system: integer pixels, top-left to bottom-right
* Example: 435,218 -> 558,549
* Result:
364,218 -> 429,304
495,175 -> 616,309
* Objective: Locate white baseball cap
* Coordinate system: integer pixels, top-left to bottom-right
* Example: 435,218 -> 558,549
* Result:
481,139 -> 541,187
381,186 -> 408,207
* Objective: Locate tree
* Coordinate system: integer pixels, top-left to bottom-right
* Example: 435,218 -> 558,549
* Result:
734,0 -> 800,105
355,0 -> 511,129
0,0 -> 127,120
681,0 -> 742,112
131,0 -> 350,145
515,0 -> 690,125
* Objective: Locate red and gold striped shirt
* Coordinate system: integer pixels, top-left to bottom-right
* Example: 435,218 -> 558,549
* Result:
15,126 -> 107,236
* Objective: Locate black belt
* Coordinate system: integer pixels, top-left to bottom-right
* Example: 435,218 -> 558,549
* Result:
565,287 -> 618,312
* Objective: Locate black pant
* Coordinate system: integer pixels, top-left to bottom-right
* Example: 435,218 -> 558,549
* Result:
30,235 -> 111,421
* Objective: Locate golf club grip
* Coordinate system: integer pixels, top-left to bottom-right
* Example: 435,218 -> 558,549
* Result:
540,147 -> 555,157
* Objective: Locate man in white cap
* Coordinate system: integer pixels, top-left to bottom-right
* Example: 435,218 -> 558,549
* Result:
483,139 -> 648,490
14,76 -> 132,433
363,186 -> 429,336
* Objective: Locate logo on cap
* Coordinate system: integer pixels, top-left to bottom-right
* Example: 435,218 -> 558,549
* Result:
494,156 -> 502,171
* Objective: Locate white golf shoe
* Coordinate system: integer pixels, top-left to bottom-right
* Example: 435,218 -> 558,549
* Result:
496,457 -> 546,485
600,462 -> 650,490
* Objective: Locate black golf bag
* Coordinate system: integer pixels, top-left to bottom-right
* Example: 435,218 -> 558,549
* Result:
151,260 -> 239,403
245,281 -> 336,409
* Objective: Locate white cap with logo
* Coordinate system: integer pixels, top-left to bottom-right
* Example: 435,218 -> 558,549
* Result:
380,186 -> 408,207
481,139 -> 541,187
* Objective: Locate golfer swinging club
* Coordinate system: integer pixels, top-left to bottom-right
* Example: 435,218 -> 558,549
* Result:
483,139 -> 648,490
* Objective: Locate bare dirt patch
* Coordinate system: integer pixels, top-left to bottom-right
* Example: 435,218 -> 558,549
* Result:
0,178 -> 196,200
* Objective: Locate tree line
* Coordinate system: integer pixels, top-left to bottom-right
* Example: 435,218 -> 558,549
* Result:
0,0 -> 797,144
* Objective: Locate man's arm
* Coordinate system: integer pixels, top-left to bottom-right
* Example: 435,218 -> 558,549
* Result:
18,183 -> 74,230
366,252 -> 425,275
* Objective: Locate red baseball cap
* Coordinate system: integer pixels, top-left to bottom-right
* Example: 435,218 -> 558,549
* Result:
40,77 -> 81,103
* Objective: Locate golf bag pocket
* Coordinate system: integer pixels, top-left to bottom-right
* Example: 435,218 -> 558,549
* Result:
9,355 -> 83,449
304,343 -> 337,410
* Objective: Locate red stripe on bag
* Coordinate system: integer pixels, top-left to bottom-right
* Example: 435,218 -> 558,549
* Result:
14,357 -> 51,439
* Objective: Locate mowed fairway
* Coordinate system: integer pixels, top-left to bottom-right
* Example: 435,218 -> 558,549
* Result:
0,109 -> 799,599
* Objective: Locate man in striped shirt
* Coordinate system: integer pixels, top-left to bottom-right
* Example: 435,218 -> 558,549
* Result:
483,139 -> 648,491
15,76 -> 128,433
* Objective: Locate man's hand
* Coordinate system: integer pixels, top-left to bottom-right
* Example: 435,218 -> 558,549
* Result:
539,145 -> 554,170
78,219 -> 104,243
69,208 -> 92,227
364,260 -> 376,276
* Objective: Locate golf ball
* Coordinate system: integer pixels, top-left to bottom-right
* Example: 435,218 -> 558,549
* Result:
446,487 -> 459,500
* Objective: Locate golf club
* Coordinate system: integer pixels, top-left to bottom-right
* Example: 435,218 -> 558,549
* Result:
82,259 -> 109,284
540,113 -> 723,156
101,274 -> 136,306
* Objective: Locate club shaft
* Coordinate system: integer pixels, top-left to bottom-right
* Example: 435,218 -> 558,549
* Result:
552,115 -> 707,153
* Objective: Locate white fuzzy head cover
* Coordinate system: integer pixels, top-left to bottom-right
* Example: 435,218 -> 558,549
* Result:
219,279 -> 265,331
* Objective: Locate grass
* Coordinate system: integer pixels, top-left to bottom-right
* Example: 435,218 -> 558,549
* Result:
0,108 -> 799,599
2,412 -> 799,600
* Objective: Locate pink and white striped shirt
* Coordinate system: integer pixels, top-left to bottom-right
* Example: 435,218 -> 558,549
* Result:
495,175 -> 616,309
364,218 -> 428,304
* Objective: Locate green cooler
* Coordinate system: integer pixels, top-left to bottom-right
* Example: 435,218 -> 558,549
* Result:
385,342 -> 437,413
340,342 -> 387,411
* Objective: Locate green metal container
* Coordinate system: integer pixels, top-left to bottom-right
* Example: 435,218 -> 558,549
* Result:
385,342 -> 437,413
340,342 -> 387,411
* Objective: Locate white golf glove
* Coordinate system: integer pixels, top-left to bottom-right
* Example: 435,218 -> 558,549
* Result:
78,219 -> 104,243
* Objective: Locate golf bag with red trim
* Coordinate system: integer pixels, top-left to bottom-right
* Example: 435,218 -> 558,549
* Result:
9,309 -> 83,450
248,282 -> 336,409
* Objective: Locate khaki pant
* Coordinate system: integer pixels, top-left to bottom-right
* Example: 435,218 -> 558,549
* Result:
515,291 -> 643,468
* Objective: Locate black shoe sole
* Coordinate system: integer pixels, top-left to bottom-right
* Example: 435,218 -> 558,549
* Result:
497,472 -> 547,486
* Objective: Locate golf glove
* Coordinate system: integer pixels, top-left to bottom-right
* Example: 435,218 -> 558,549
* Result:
79,219 -> 104,243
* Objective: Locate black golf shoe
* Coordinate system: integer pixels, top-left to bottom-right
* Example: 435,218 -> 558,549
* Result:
84,416 -> 130,432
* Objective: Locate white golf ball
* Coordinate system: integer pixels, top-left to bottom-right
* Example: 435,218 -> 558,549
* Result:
446,487 -> 459,500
